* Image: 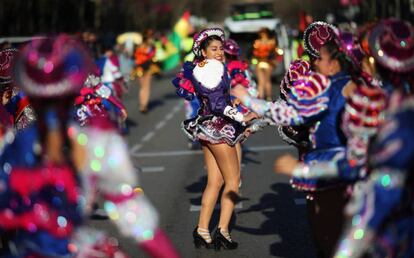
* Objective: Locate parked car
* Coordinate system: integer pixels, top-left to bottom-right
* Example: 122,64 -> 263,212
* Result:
224,2 -> 291,77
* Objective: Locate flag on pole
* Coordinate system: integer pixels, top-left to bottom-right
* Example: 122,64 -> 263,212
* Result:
162,11 -> 192,71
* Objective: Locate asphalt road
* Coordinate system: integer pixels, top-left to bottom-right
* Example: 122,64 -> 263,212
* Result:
88,73 -> 317,258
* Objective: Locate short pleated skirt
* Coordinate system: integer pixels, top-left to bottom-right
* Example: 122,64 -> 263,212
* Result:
181,115 -> 248,146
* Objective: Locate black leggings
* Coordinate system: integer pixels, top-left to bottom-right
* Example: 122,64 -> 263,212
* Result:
306,186 -> 349,258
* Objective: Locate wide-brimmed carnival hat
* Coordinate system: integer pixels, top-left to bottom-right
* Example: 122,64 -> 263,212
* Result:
14,34 -> 93,98
304,21 -> 365,69
192,28 -> 225,57
368,18 -> 414,73
0,48 -> 18,86
224,39 -> 240,56
303,21 -> 338,58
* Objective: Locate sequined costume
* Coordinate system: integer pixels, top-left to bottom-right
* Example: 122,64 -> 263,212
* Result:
332,18 -> 414,258
0,48 -> 35,131
0,35 -> 178,258
0,118 -> 162,257
335,93 -> 414,258
277,59 -> 313,155
133,44 -> 160,78
252,39 -> 276,69
267,71 -> 351,191
173,59 -> 252,146
0,124 -> 83,257
96,54 -> 124,99
4,90 -> 36,131
227,59 -> 259,111
291,83 -> 387,183
75,75 -> 126,128
69,121 -> 160,246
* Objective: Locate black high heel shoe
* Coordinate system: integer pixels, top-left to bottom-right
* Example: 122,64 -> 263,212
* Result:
213,228 -> 238,250
193,227 -> 213,249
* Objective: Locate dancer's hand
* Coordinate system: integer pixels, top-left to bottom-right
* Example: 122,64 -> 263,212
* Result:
120,109 -> 128,121
244,128 -> 252,137
232,98 -> 242,107
243,112 -> 259,123
273,154 -> 298,176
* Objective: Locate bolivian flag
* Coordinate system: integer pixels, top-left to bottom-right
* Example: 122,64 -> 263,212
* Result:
162,11 -> 192,71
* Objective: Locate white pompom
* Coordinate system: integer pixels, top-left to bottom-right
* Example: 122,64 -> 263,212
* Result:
193,59 -> 224,89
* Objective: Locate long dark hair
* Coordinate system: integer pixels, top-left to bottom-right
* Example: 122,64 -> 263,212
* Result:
322,40 -> 362,83
30,97 -> 75,165
323,41 -> 354,74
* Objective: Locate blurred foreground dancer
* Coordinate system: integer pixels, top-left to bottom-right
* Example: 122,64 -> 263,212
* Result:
0,35 -> 179,258
333,18 -> 414,258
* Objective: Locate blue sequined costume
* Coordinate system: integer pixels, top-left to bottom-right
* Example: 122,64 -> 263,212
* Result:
335,93 -> 414,258
4,91 -> 36,131
0,118 -> 160,257
0,125 -> 82,257
268,71 -> 351,191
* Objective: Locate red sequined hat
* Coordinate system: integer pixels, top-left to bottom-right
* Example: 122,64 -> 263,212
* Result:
303,21 -> 338,58
0,48 -> 18,85
14,35 -> 93,98
368,18 -> 414,73
224,39 -> 240,56
192,28 -> 225,57
304,22 -> 365,70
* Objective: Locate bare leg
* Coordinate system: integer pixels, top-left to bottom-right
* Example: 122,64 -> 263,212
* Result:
235,143 -> 242,167
235,143 -> 242,188
138,76 -> 145,109
139,73 -> 152,111
198,145 -> 224,234
256,67 -> 266,99
207,143 -> 240,231
264,67 -> 273,100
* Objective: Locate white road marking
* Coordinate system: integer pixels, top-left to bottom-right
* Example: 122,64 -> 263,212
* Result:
141,131 -> 156,142
130,101 -> 183,150
141,166 -> 165,173
132,145 -> 294,158
129,144 -> 143,155
165,113 -> 174,120
155,120 -> 167,130
294,198 -> 307,205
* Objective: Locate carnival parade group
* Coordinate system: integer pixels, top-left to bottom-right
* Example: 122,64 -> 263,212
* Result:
0,15 -> 413,258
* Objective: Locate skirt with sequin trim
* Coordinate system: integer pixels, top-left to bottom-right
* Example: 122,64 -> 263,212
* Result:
181,115 -> 248,146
